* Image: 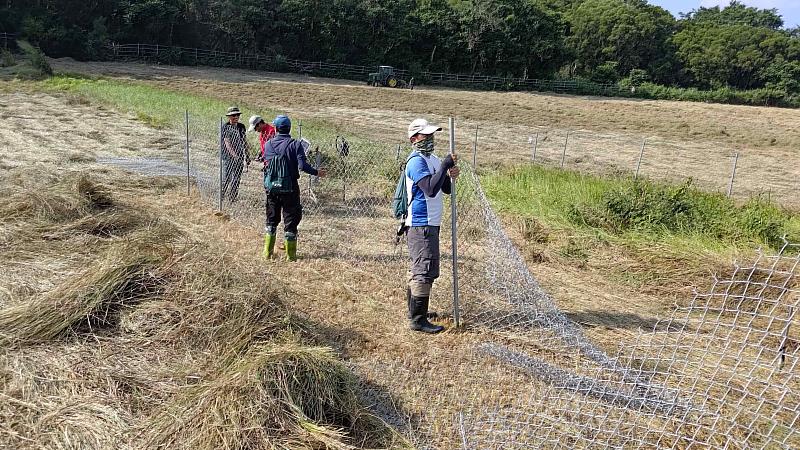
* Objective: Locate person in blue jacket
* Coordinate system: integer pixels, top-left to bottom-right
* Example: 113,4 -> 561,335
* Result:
261,115 -> 326,261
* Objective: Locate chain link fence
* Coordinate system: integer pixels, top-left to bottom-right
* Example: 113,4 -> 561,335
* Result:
100,111 -> 799,448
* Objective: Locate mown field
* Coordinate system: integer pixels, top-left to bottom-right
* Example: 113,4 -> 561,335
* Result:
1,62 -> 798,448
51,58 -> 800,208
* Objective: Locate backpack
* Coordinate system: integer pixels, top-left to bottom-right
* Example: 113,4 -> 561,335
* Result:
392,153 -> 420,220
263,141 -> 295,194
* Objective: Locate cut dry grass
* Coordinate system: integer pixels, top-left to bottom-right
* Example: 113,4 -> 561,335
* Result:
144,343 -> 400,450
0,234 -> 172,347
0,167 -> 402,449
0,173 -> 111,223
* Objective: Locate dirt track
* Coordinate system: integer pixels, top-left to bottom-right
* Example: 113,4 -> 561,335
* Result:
52,58 -> 800,206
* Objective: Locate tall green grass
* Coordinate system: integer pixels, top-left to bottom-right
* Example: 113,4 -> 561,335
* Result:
42,75 -> 404,199
44,76 -> 251,128
42,76 -> 388,154
483,165 -> 800,251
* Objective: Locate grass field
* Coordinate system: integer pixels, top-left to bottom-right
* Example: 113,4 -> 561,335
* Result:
2,66 -> 798,448
50,58 -> 800,207
9,72 -> 793,348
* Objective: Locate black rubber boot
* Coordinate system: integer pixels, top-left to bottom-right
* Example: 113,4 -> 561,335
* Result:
409,296 -> 444,334
407,288 -> 438,320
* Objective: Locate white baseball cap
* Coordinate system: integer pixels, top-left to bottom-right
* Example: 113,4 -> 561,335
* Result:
247,115 -> 264,132
407,118 -> 442,139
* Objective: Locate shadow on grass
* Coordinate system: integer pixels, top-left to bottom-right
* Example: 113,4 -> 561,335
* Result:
566,309 -> 690,332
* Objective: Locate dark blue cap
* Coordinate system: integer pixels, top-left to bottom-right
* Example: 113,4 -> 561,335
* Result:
273,115 -> 291,130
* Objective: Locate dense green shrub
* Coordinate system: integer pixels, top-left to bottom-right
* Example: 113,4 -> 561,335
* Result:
17,40 -> 52,76
569,178 -> 794,248
0,49 -> 15,67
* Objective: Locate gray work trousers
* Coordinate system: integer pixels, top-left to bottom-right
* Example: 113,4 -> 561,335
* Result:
407,225 -> 440,288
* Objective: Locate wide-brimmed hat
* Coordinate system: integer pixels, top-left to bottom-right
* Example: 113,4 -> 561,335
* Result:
248,115 -> 264,132
408,118 -> 441,138
225,106 -> 242,116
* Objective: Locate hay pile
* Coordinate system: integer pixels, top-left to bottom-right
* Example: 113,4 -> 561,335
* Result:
0,171 -> 403,449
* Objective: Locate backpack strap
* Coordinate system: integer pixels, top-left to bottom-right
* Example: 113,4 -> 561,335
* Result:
264,138 -> 292,163
402,152 -> 424,216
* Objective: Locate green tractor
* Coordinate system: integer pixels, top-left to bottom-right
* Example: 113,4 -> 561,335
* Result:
368,65 -> 413,89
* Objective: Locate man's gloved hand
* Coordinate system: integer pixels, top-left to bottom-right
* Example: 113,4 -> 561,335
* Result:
442,153 -> 456,170
443,153 -> 459,178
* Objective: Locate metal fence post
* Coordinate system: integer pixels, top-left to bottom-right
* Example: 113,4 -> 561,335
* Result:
343,159 -> 348,203
314,149 -> 322,187
472,125 -> 479,169
779,305 -> 794,370
635,138 -> 646,180
298,119 -> 302,140
449,117 -> 461,328
560,131 -> 570,169
219,117 -> 224,212
184,110 -> 190,195
532,133 -> 539,163
727,152 -> 739,198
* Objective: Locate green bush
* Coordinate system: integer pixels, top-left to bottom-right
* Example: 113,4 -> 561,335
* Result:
570,178 -> 793,248
0,49 -> 15,67
735,199 -> 790,250
631,82 -> 799,107
17,40 -> 52,76
485,165 -> 797,251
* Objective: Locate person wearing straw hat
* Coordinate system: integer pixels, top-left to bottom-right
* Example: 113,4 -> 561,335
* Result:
248,114 -> 276,162
261,114 -> 327,261
221,106 -> 251,202
404,118 -> 459,334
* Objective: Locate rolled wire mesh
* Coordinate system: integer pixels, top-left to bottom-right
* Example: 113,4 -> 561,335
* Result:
101,112 -> 798,448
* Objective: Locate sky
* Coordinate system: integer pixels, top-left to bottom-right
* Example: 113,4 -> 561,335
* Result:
649,1 -> 800,28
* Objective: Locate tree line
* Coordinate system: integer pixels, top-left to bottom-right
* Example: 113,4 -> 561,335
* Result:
2,0 -> 798,100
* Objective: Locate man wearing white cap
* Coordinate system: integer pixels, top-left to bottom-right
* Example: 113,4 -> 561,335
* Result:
247,115 -> 276,162
404,118 -> 459,334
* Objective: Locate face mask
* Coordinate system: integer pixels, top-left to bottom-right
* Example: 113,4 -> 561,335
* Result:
413,135 -> 435,155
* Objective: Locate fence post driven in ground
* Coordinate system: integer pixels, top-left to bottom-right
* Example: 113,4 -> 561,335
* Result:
218,117 -> 224,212
184,110 -> 190,196
561,131 -> 570,169
314,149 -> 322,187
780,304 -> 794,370
449,117 -> 461,328
635,138 -> 646,180
472,125 -> 479,169
531,133 -> 539,163
727,151 -> 739,197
